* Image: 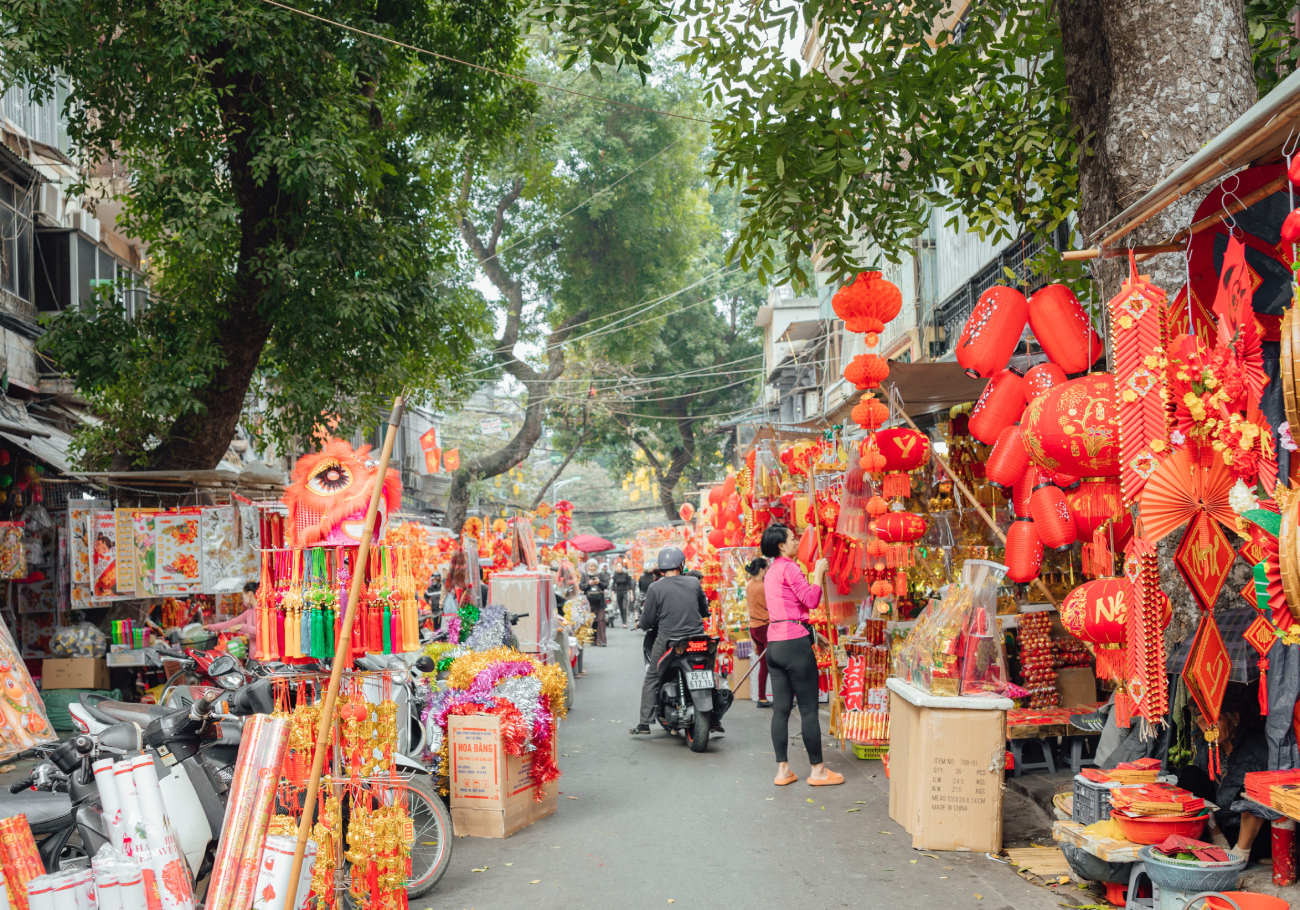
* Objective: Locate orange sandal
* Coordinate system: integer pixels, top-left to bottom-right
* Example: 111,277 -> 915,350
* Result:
775,771 -> 799,786
808,771 -> 845,786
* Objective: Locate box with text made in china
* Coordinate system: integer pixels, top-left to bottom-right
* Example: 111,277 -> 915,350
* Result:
448,713 -> 558,838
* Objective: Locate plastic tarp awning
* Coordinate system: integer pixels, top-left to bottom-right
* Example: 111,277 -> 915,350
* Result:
0,426 -> 74,476
882,361 -> 989,416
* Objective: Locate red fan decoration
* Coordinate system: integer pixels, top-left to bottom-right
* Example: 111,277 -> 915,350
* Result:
1108,252 -> 1170,503
1023,362 -> 1068,403
1021,373 -> 1121,477
969,369 -> 1027,445
1028,283 -> 1103,374
1136,446 -> 1236,544
985,424 -> 1029,488
1005,517 -> 1044,583
1174,513 -> 1236,613
832,273 -> 903,347
1030,481 -> 1077,550
956,285 -> 1029,379
851,396 -> 889,431
843,353 -> 890,390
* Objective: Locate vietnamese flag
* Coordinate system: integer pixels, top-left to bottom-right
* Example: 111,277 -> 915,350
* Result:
424,447 -> 441,473
443,448 -> 460,471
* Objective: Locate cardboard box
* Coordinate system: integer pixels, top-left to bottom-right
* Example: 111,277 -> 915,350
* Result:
449,714 -> 558,838
730,657 -> 750,700
41,658 -> 110,690
888,679 -> 1006,852
1056,668 -> 1098,708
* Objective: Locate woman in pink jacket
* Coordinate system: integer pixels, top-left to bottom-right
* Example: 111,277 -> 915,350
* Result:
761,523 -> 842,786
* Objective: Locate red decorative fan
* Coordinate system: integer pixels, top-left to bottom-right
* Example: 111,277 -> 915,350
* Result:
1137,446 -> 1236,544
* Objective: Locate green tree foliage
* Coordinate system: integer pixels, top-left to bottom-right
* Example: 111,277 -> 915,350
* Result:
443,53 -> 719,530
0,0 -> 561,469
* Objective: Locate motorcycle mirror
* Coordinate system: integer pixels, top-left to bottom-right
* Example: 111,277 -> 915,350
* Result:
207,655 -> 237,677
99,722 -> 143,754
414,656 -> 435,673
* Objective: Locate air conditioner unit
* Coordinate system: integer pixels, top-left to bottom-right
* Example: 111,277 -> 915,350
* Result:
69,208 -> 100,243
804,390 -> 821,415
763,386 -> 780,405
34,184 -> 63,226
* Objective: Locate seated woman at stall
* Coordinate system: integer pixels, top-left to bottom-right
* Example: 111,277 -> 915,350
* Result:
1177,682 -> 1273,862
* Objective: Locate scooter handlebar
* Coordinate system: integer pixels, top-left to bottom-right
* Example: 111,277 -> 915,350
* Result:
9,776 -> 32,794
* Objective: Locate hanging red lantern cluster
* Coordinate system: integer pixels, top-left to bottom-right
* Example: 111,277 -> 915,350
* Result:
844,354 -> 890,390
832,272 -> 903,347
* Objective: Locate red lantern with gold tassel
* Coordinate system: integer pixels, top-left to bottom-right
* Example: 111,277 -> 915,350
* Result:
956,285 -> 1029,378
875,427 -> 930,498
1005,517 -> 1044,583
1023,362 -> 1068,403
1028,284 -> 1103,374
832,273 -> 903,347
873,512 -> 927,544
1030,480 -> 1077,550
844,354 -> 890,390
1068,478 -> 1123,539
851,396 -> 889,431
985,423 -> 1029,488
969,369 -> 1026,445
1059,577 -> 1171,679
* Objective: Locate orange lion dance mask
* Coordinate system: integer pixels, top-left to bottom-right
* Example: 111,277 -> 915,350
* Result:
283,438 -> 403,547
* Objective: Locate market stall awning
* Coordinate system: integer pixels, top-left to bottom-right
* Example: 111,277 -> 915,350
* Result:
882,361 -> 988,417
0,425 -> 74,475
1093,66 -> 1300,249
567,533 -> 614,554
74,462 -> 288,489
778,319 -> 825,343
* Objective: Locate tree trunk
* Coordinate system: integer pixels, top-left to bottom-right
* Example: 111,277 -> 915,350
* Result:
1059,0 -> 1258,298
656,417 -> 697,522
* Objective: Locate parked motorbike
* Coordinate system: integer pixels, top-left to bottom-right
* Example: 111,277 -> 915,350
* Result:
652,636 -> 733,752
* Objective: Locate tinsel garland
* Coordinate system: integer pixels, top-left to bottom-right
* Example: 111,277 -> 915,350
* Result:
457,601 -> 481,642
463,604 -> 506,651
444,613 -> 462,644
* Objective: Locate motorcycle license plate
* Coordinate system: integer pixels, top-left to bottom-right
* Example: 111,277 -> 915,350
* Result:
685,670 -> 713,690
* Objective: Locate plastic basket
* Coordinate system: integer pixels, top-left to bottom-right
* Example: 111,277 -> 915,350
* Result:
852,742 -> 889,760
1137,846 -> 1247,894
1073,775 -> 1117,826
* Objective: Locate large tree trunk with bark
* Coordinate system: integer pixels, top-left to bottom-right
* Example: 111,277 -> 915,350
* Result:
1058,0 -> 1257,640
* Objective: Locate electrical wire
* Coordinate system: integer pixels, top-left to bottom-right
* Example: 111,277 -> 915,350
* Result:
256,0 -> 715,125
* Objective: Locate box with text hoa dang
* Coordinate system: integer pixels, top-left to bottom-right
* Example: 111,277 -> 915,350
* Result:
448,713 -> 558,838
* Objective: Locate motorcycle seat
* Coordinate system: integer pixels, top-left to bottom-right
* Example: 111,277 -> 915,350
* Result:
0,789 -> 73,830
78,693 -> 169,726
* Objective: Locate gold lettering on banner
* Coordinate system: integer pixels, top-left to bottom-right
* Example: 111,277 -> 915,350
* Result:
1094,591 -> 1127,625
895,436 -> 917,458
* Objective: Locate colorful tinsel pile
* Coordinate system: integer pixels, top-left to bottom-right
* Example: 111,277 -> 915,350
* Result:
423,647 -> 568,800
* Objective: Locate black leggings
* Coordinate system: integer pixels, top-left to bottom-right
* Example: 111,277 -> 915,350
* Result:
768,635 -> 822,765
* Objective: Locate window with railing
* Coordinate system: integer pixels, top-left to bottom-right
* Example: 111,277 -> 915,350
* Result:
0,173 -> 33,304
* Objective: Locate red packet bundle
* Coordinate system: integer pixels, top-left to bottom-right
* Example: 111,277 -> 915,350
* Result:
0,815 -> 43,910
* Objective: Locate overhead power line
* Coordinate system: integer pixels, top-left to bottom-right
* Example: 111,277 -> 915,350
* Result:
257,0 -> 716,124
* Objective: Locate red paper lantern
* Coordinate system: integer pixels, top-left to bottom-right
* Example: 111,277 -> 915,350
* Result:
844,354 -> 890,390
875,427 -> 930,497
1060,577 -> 1134,645
866,496 -> 890,518
985,424 -> 1029,488
1012,466 -> 1037,517
1283,209 -> 1300,246
1030,481 -> 1077,550
707,528 -> 726,549
832,272 -> 903,347
1051,471 -> 1081,490
1020,373 -> 1121,477
873,512 -> 928,543
1023,362 -> 1068,402
1028,284 -> 1104,374
968,369 -> 1026,445
1005,517 -> 1043,583
851,397 -> 889,431
955,285 -> 1029,379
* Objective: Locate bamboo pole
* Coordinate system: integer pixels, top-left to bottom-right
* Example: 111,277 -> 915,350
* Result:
888,396 -> 1059,609
283,397 -> 404,910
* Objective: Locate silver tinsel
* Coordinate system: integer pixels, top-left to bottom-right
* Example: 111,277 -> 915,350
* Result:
491,675 -> 544,750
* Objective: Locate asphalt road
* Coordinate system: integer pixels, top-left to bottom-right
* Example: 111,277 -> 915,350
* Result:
434,625 -> 1073,910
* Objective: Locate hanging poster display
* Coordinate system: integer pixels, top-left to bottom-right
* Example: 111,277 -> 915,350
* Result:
154,510 -> 202,592
90,509 -> 130,601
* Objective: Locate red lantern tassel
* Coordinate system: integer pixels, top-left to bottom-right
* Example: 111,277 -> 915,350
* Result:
1260,658 -> 1270,715
1114,687 -> 1132,729
884,472 -> 912,499
1094,645 -> 1126,681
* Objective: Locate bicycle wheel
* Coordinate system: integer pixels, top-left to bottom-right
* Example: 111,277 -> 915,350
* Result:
404,774 -> 452,897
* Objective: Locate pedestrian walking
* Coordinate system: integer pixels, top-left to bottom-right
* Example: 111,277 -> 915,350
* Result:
744,558 -> 771,708
760,523 -> 840,787
612,558 -> 633,628
579,559 -> 609,646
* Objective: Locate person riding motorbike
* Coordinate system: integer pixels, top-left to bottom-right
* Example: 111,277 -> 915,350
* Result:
630,547 -> 719,736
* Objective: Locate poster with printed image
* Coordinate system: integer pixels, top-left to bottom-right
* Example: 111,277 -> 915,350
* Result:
68,499 -> 107,587
200,503 -> 261,594
89,509 -> 131,601
15,577 -> 57,614
155,510 -> 202,591
115,509 -> 137,595
131,509 -> 161,597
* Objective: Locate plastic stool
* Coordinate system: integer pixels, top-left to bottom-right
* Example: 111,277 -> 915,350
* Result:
1069,735 -> 1100,774
1008,738 -> 1056,777
1124,861 -> 1157,910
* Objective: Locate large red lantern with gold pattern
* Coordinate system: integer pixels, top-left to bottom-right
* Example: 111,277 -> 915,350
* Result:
1005,517 -> 1043,583
832,273 -> 903,347
873,512 -> 927,543
956,285 -> 1029,379
1020,373 -> 1121,477
986,424 -> 1029,488
969,369 -> 1026,445
1028,284 -> 1103,374
1060,577 -> 1134,645
874,427 -> 929,497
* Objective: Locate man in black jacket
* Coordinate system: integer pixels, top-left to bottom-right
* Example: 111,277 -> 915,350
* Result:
630,547 -> 711,735
611,558 -> 634,628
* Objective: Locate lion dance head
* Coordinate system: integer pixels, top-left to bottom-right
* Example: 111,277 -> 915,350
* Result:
283,438 -> 403,547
